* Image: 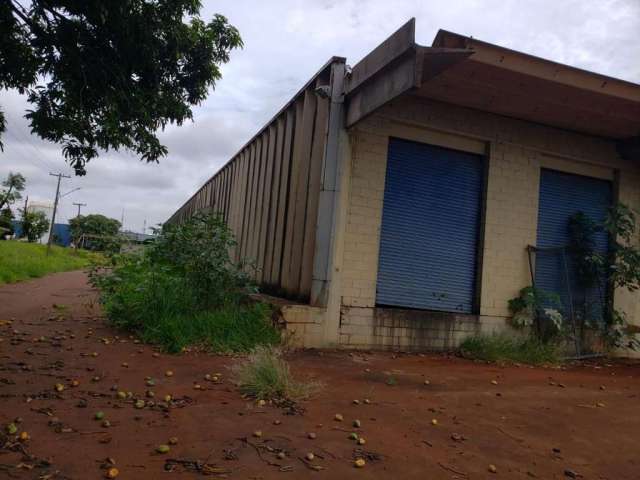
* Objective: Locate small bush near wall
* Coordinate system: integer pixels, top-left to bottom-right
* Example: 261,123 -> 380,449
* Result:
90,212 -> 280,353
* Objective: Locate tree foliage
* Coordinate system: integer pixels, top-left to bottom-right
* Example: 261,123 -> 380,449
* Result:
21,210 -> 49,242
69,213 -> 121,250
0,208 -> 15,238
1,1 -> 242,174
0,172 -> 26,211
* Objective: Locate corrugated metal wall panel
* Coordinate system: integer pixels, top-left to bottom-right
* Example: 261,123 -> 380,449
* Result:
376,138 -> 483,313
166,59 -> 340,302
535,169 -> 612,321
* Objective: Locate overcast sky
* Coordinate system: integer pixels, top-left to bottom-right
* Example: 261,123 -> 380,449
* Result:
1,0 -> 639,232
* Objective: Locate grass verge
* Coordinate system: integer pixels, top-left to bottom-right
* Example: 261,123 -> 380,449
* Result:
460,333 -> 560,365
232,346 -> 317,401
0,240 -> 95,285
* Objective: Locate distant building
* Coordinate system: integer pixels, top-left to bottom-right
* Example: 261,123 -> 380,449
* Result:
121,230 -> 156,243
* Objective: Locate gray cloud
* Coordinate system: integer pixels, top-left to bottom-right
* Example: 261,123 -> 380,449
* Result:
1,0 -> 639,231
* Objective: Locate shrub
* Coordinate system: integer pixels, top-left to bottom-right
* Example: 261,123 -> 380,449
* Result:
91,212 -> 278,353
147,212 -> 254,308
232,346 -> 316,401
460,333 -> 560,365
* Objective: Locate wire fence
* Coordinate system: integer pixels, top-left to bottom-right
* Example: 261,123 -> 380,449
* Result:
527,245 -> 608,357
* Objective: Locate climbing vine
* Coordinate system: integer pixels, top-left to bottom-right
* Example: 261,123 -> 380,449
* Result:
510,203 -> 640,352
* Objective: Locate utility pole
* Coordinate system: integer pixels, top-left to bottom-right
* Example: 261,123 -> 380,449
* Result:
72,202 -> 87,218
47,172 -> 71,254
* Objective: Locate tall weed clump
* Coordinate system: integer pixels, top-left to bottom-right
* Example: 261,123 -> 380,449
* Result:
232,346 -> 317,401
91,212 -> 279,353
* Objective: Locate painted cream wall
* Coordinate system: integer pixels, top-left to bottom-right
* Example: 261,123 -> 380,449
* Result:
334,94 -> 640,352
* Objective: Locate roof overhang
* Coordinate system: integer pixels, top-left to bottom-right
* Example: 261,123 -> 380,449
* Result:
344,19 -> 640,160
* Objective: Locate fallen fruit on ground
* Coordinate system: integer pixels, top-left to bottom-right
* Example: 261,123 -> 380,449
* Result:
116,391 -> 127,400
353,419 -> 361,428
135,400 -> 145,409
253,430 -> 262,438
19,431 -> 29,441
355,458 -> 366,468
168,437 -> 178,445
54,383 -> 65,392
6,423 -> 17,435
308,432 -> 316,439
489,464 -> 497,473
165,370 -> 173,377
357,437 -> 366,445
306,452 -> 315,461
349,432 -> 359,440
106,467 -> 119,478
156,444 -> 170,454
334,413 -> 343,422
95,411 -> 105,420
431,419 -> 438,426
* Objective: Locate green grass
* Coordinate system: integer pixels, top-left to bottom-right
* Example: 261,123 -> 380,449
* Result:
0,240 -> 95,285
460,333 -> 560,365
137,302 -> 281,354
232,346 -> 317,401
97,260 -> 281,354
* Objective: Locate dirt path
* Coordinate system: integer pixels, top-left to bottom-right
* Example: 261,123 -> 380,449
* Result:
0,271 -> 639,479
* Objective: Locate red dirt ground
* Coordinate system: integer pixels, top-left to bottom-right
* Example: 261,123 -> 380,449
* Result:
0,271 -> 639,480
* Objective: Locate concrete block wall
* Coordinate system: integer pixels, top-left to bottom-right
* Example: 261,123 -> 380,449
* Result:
337,95 -> 640,351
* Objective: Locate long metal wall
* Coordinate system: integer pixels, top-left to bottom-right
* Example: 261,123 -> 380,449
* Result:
167,58 -> 344,301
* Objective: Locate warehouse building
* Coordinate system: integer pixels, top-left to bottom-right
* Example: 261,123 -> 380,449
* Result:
168,19 -> 640,352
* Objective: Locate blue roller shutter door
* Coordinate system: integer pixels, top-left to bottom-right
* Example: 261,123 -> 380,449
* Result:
376,138 -> 483,313
535,169 -> 612,321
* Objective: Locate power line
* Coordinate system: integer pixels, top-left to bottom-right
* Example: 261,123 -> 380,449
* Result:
3,129 -> 52,174
7,126 -> 58,171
